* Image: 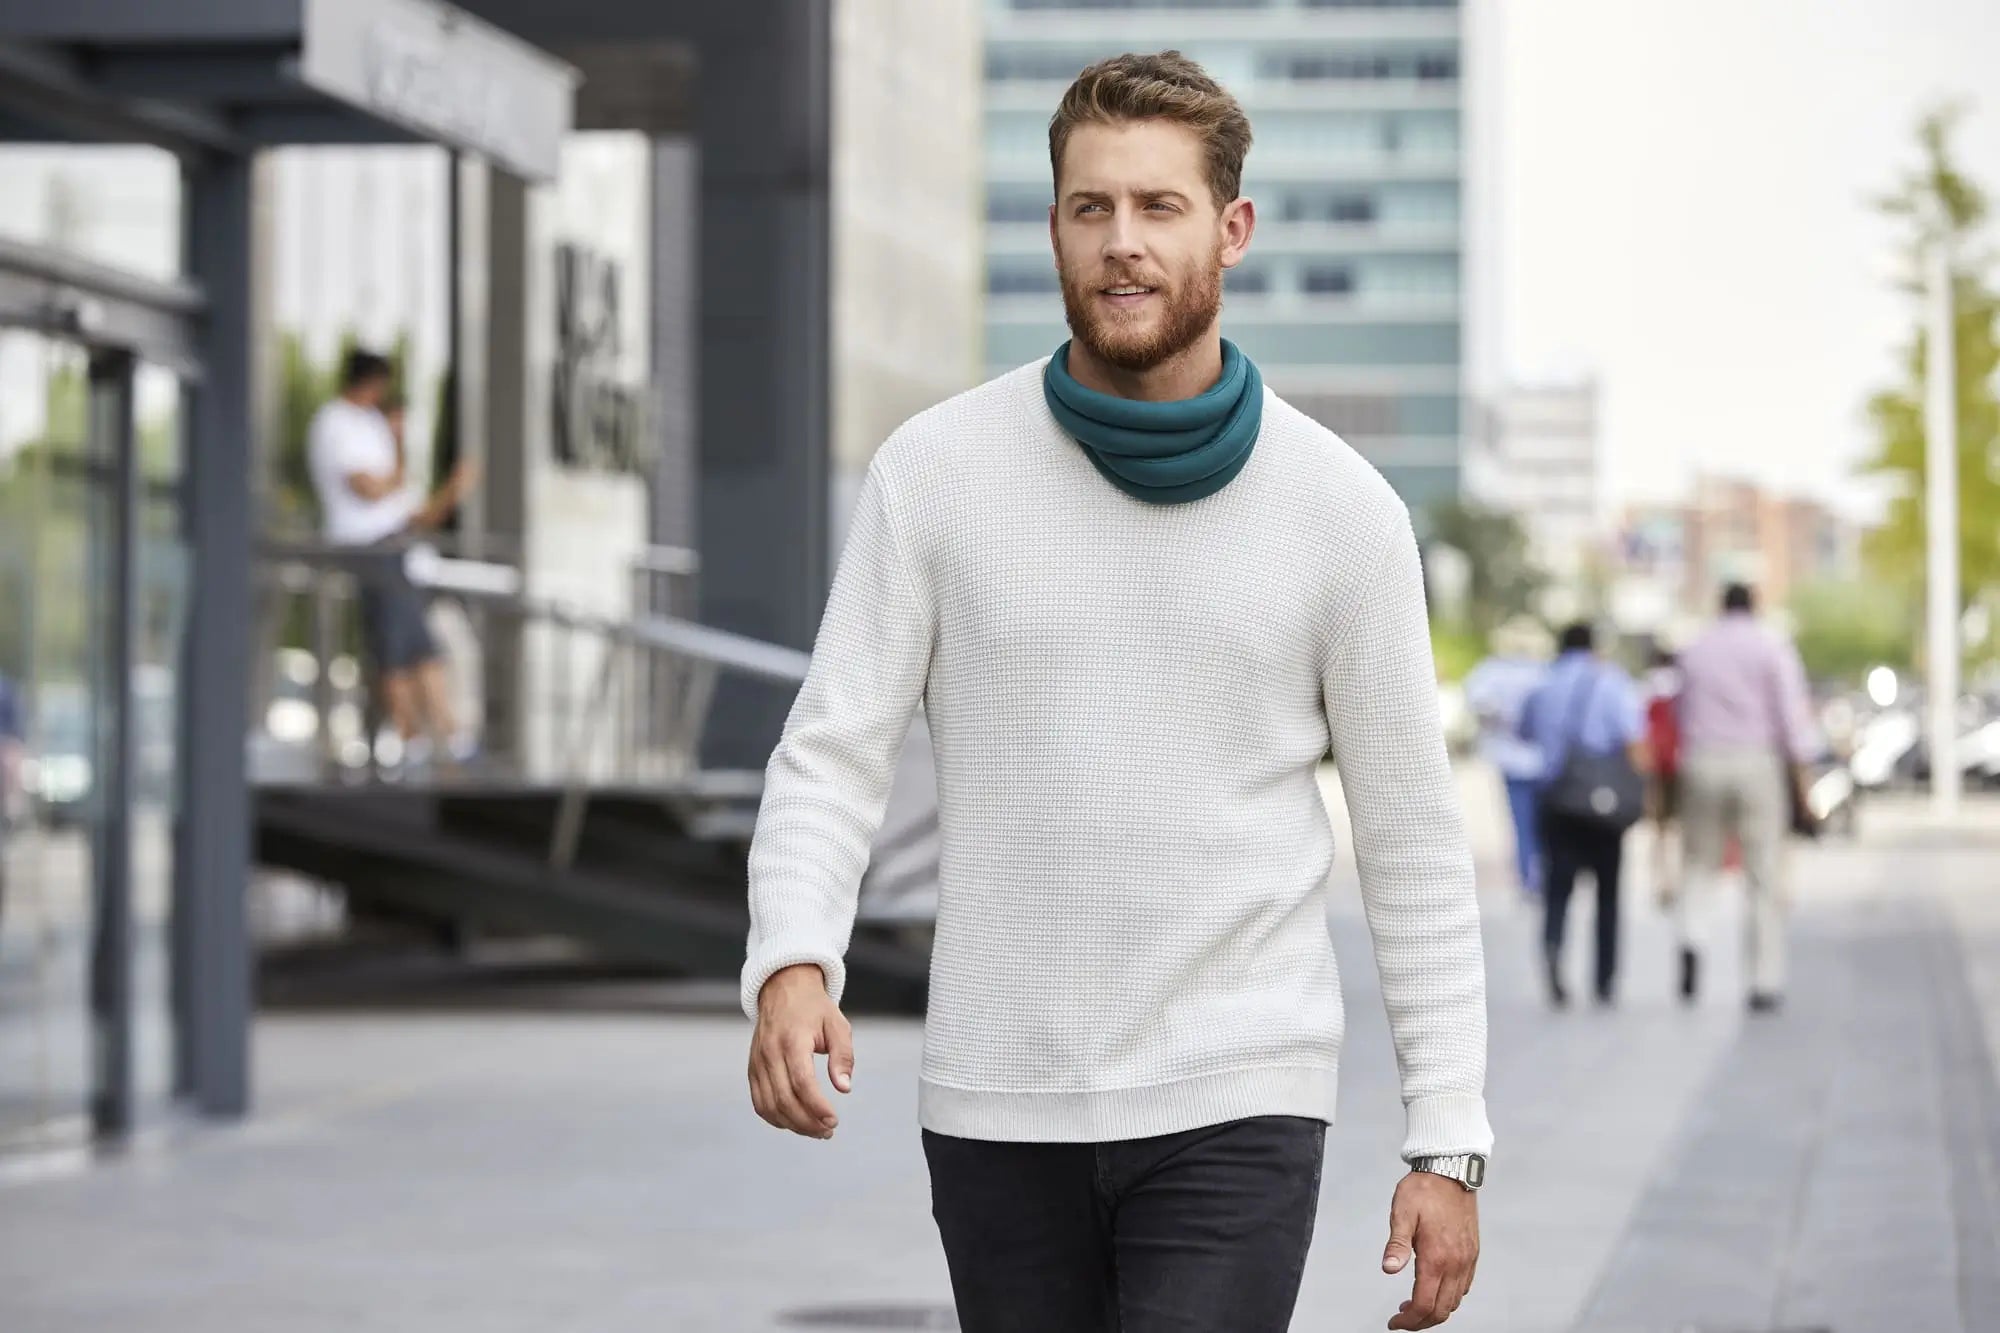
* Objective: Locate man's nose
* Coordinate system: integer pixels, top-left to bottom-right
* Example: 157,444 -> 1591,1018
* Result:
1101,208 -> 1146,264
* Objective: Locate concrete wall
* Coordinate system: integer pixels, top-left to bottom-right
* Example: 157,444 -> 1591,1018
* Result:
828,0 -> 985,547
518,133 -> 654,776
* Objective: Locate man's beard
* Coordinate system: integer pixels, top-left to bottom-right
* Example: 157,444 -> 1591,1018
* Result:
1059,245 -> 1224,374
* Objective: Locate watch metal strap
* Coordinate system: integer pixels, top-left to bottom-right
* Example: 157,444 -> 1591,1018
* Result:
1412,1153 -> 1485,1189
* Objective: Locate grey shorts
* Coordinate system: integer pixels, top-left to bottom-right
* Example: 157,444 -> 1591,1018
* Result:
357,551 -> 438,674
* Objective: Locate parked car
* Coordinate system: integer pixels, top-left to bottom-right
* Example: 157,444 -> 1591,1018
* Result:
20,669 -> 175,827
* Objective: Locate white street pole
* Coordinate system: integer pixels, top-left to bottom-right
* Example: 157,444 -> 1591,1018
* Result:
1924,239 -> 1961,817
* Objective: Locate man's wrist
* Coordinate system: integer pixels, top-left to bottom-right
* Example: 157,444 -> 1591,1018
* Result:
1410,1153 -> 1486,1191
760,963 -> 829,1000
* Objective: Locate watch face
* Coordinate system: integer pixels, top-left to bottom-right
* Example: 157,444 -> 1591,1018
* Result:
1465,1155 -> 1486,1188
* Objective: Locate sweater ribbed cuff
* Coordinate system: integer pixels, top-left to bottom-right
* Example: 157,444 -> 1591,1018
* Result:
740,938 -> 847,1022
1401,1094 -> 1494,1163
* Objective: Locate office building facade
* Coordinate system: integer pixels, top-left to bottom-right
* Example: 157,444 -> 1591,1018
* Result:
982,0 -> 1466,520
1468,380 -> 1601,591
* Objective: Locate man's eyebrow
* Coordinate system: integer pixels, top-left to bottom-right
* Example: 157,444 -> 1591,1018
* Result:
1061,188 -> 1192,205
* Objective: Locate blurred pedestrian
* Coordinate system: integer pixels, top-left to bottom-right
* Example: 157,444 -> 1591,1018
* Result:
306,351 -> 480,768
1643,647 -> 1685,910
1464,616 -> 1552,900
1673,583 -> 1818,1013
1519,622 -> 1647,1008
741,52 -> 1488,1333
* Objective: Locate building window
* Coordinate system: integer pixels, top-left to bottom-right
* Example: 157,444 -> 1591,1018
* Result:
1291,394 -> 1398,436
1332,195 -> 1376,223
1301,0 -> 1455,8
987,192 -> 1052,224
987,267 -> 1059,296
1226,265 -> 1270,294
1303,264 -> 1356,296
1281,191 -> 1377,224
986,51 -> 1099,81
1263,52 -> 1456,83
1011,0 -> 1269,9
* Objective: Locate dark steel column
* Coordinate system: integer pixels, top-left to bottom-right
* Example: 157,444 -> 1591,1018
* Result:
649,134 -> 698,563
696,1 -> 832,769
178,152 -> 252,1117
89,349 -> 137,1137
481,165 -> 529,761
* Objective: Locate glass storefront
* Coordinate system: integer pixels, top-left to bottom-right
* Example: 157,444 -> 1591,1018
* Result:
0,334 -> 185,1150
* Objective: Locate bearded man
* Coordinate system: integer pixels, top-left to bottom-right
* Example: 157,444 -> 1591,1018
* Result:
740,50 -> 1492,1333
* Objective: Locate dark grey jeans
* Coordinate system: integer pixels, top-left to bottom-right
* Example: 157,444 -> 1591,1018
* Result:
923,1114 -> 1327,1333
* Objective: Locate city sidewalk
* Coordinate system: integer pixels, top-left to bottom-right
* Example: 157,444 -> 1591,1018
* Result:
0,777 -> 1994,1333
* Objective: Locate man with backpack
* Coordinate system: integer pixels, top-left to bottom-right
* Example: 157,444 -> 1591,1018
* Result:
1518,622 -> 1648,1008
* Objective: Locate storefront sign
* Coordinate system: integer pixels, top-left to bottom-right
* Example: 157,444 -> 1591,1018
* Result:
299,0 -> 575,183
552,242 -> 648,476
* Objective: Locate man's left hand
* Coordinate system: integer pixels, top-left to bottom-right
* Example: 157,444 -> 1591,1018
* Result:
1381,1170 -> 1480,1330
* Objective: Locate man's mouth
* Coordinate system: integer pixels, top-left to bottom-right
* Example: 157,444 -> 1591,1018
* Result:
1100,284 -> 1157,307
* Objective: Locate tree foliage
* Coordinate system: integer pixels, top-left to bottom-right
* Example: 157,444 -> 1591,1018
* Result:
1860,105 -> 2000,609
1423,497 -> 1549,639
1789,578 -> 1915,683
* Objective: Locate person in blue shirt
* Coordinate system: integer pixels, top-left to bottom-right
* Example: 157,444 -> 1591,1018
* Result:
1517,622 -> 1647,1008
1463,616 -> 1553,901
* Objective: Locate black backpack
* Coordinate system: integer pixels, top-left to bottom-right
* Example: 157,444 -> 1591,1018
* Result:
1537,668 -> 1644,832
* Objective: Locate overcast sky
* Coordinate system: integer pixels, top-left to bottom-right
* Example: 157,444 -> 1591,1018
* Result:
1469,0 -> 2000,517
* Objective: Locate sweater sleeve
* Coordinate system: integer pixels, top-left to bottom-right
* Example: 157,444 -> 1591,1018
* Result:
739,460 -> 936,1021
1322,509 -> 1495,1163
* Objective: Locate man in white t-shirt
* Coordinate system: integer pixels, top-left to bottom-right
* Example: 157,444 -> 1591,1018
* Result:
307,350 -> 478,763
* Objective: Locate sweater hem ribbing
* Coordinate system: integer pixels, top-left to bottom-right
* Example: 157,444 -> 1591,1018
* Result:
917,1064 -> 1338,1143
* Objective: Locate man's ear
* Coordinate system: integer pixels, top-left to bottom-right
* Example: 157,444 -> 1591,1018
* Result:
1220,195 -> 1257,266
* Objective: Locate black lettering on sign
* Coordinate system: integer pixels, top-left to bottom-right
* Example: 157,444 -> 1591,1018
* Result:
552,241 -> 648,474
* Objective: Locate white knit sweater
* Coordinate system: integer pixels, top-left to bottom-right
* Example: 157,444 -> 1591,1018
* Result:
741,361 -> 1493,1160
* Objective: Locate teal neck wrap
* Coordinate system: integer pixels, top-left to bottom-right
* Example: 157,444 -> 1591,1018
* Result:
1042,338 -> 1264,506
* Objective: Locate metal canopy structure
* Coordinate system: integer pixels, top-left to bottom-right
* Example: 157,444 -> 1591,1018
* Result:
0,235 -> 205,375
0,0 -> 575,180
461,0 -> 834,770
0,0 -> 576,1134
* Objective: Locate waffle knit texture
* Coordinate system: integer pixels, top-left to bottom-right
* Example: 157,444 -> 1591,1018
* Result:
740,360 -> 1493,1161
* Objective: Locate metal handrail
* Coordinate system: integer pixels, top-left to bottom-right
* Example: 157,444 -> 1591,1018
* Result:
250,544 -> 806,866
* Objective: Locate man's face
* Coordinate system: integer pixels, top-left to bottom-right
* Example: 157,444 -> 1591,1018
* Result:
1050,119 -> 1252,373
352,374 -> 389,409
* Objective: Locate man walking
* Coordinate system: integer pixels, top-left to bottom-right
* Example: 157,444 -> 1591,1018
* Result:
1518,623 -> 1646,1008
1673,583 -> 1818,1012
1464,616 -> 1553,900
742,52 -> 1489,1332
306,350 -> 478,768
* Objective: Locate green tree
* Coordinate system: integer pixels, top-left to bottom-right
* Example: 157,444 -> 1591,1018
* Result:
1860,106 -> 2000,612
1789,578 -> 1915,684
0,362 -> 92,679
1423,498 -> 1549,639
270,330 -> 338,535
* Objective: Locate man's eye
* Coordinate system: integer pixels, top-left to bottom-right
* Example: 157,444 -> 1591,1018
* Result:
1076,203 -> 1106,216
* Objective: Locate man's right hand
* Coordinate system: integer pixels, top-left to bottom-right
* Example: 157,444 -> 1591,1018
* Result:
748,964 -> 854,1140
446,458 -> 482,500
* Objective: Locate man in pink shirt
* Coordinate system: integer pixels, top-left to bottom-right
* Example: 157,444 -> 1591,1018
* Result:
1673,583 -> 1820,1012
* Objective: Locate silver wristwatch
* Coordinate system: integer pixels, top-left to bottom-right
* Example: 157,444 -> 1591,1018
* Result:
1410,1153 -> 1486,1191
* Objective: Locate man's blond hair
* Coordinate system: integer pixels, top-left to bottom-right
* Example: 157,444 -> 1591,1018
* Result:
1048,50 -> 1253,208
